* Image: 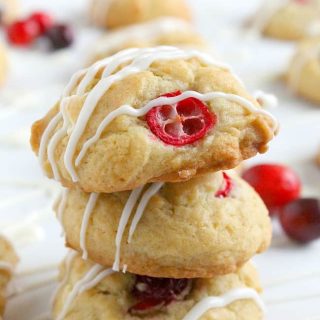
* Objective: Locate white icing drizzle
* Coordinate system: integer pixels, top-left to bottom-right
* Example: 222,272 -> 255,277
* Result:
47,98 -> 71,181
75,91 -> 278,167
41,46 -> 235,182
80,193 -> 99,260
0,261 -> 14,274
254,90 -> 278,109
128,182 -> 164,243
182,288 -> 266,320
51,250 -> 77,307
112,186 -> 144,271
56,189 -> 69,236
94,17 -> 195,55
56,264 -> 114,320
38,112 -> 62,167
289,43 -> 320,91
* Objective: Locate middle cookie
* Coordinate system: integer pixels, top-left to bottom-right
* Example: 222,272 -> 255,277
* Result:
57,172 -> 271,278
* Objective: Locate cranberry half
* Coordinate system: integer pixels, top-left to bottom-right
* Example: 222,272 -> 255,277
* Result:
129,275 -> 192,315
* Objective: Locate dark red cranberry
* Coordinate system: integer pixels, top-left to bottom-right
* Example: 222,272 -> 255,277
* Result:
215,172 -> 233,198
129,275 -> 192,314
242,164 -> 301,211
279,198 -> 320,244
44,24 -> 73,50
29,12 -> 54,34
7,20 -> 39,46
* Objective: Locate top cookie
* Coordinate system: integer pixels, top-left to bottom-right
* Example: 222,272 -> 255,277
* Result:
31,46 -> 277,193
251,0 -> 320,40
89,0 -> 192,29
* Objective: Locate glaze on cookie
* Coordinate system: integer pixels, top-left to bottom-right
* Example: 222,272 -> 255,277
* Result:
52,253 -> 264,320
31,46 -> 277,193
55,172 -> 271,278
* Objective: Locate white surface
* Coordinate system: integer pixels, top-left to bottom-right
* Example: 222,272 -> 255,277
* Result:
0,0 -> 319,319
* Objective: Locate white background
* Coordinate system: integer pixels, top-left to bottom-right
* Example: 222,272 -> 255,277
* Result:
0,0 -> 320,319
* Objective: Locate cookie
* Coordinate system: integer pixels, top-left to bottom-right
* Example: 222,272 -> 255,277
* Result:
0,0 -> 19,25
89,0 -> 192,29
0,236 -> 18,315
56,172 -> 271,278
251,0 -> 320,40
90,18 -> 210,63
52,252 -> 264,320
31,46 -> 277,193
286,37 -> 320,104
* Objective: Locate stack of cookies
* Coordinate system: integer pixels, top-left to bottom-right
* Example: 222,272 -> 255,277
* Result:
31,46 -> 277,319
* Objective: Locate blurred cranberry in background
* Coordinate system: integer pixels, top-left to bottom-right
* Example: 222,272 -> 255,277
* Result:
7,20 -> 39,46
29,12 -> 53,35
279,198 -> 320,244
243,164 -> 301,212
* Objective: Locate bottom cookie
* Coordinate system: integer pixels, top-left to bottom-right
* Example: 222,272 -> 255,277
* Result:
0,236 -> 18,315
52,252 -> 264,320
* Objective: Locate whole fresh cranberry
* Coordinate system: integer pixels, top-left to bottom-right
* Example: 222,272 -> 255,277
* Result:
279,198 -> 320,243
242,164 -> 301,211
44,24 -> 73,50
7,20 -> 39,46
29,12 -> 54,34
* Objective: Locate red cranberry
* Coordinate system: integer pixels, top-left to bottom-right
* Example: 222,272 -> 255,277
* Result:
29,12 -> 53,34
279,198 -> 320,244
129,275 -> 192,314
44,24 -> 73,50
7,20 -> 39,46
242,164 -> 301,211
215,172 -> 233,198
146,91 -> 216,146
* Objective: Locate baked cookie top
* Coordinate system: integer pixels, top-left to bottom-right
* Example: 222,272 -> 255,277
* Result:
89,0 -> 192,29
52,253 -> 264,320
56,172 -> 271,278
31,46 -> 277,193
90,18 -> 210,63
286,37 -> 320,104
251,0 -> 320,40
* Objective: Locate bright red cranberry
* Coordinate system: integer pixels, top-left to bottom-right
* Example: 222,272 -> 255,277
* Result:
44,24 -> 73,50
7,20 -> 39,46
146,91 -> 216,146
279,198 -> 320,244
215,172 -> 233,198
242,164 -> 301,211
129,275 -> 192,314
29,12 -> 54,34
